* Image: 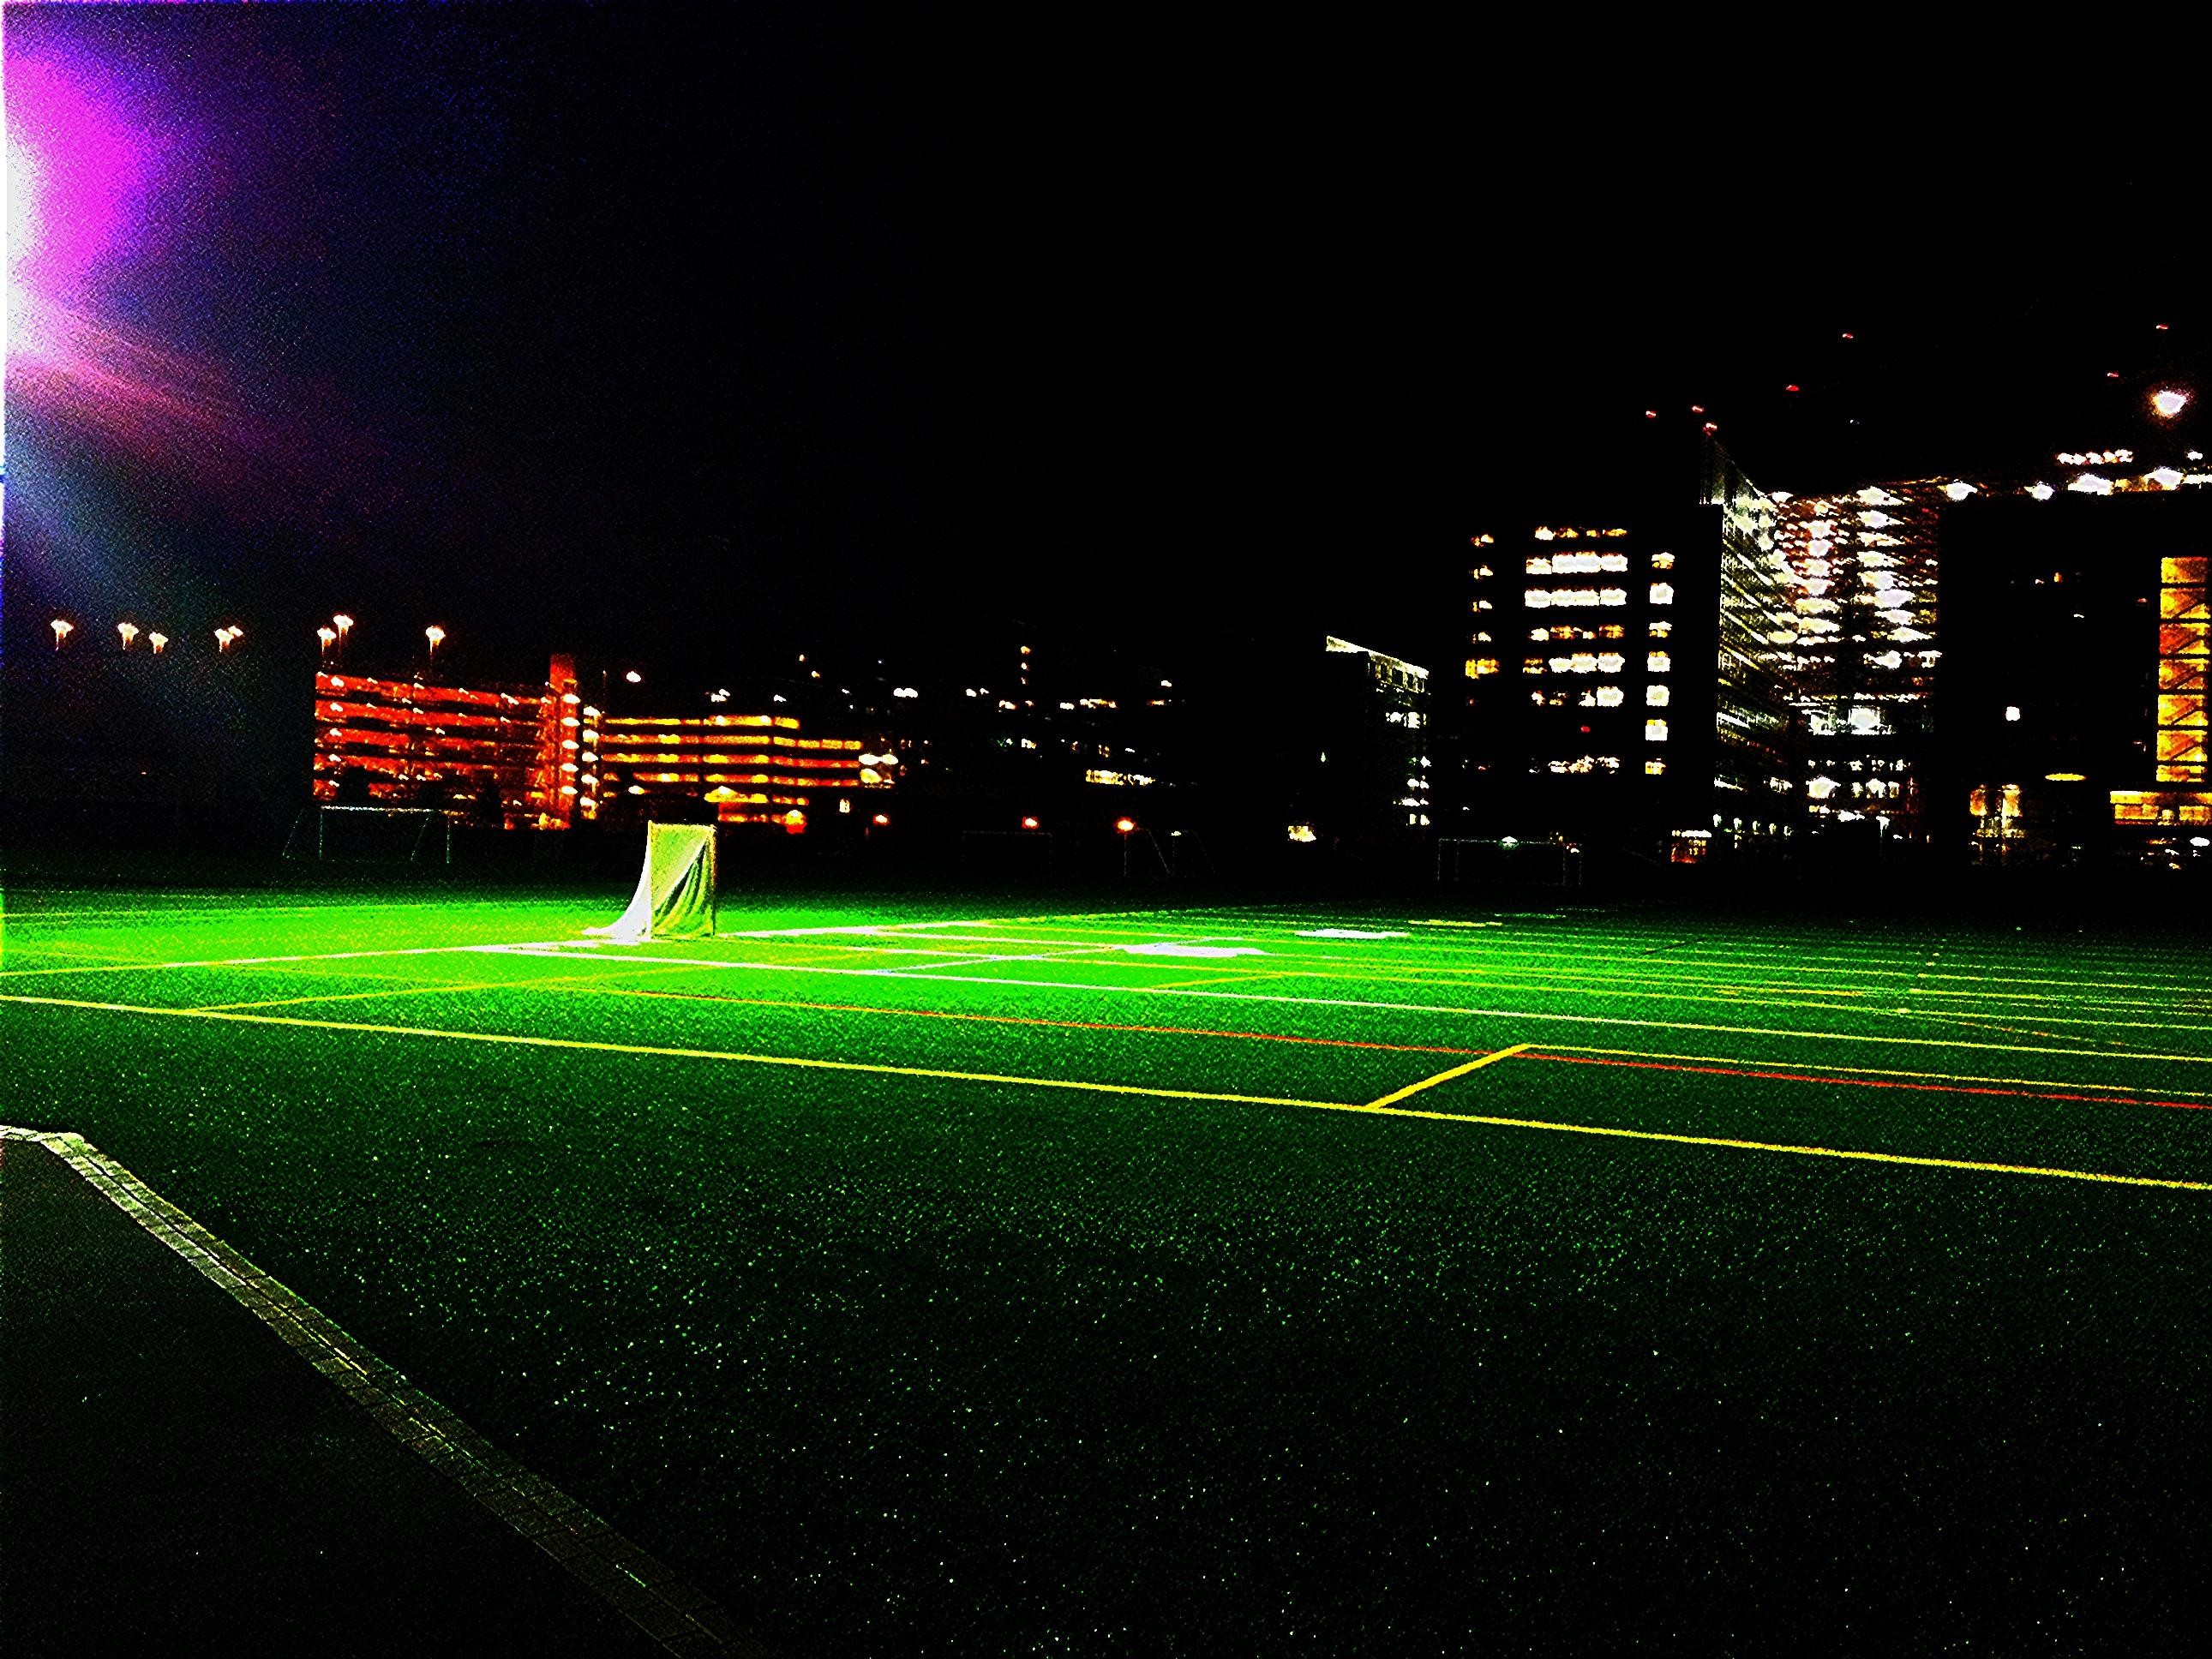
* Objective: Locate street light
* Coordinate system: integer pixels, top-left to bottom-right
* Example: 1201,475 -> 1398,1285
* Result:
117,621 -> 140,650
425,625 -> 446,668
215,626 -> 243,652
148,632 -> 168,655
333,613 -> 354,640
2152,388 -> 2191,419
316,626 -> 337,656
50,619 -> 72,650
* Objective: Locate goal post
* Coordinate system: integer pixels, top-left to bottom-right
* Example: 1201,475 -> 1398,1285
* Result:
1436,836 -> 1581,887
587,823 -> 717,943
283,806 -> 452,865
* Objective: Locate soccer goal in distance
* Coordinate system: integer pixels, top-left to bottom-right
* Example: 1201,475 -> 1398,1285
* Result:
282,805 -> 453,865
588,823 -> 718,943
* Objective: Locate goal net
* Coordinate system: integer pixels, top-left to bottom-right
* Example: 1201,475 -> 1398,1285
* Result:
283,806 -> 452,865
1436,836 -> 1580,887
587,823 -> 717,943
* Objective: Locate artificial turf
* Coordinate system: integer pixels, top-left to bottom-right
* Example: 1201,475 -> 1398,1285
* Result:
3,888 -> 2209,1652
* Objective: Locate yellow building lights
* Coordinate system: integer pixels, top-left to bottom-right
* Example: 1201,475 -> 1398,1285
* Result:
2156,558 -> 2209,785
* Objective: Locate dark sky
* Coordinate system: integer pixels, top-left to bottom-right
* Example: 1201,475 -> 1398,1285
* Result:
7,8 -> 2203,690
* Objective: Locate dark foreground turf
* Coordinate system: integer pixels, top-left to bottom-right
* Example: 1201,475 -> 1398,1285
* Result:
3,889 -> 2210,1652
0,1136 -> 664,1656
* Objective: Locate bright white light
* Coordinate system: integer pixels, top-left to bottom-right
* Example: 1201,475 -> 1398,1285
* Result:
2152,388 -> 2190,418
1943,481 -> 1976,501
2067,474 -> 2113,495
624,669 -> 641,683
2150,467 -> 2185,490
2005,705 -> 2021,722
2028,482 -> 2055,500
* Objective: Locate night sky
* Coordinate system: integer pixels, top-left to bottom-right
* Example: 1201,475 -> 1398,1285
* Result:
6,8 -> 2203,691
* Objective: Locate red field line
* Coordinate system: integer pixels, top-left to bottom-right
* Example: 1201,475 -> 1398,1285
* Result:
1523,1050 -> 2212,1113
597,987 -> 1489,1057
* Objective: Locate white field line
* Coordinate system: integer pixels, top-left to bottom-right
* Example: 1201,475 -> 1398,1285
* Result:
479,947 -> 2212,1068
0,938 -> 591,980
707,914 -> 2212,1004
548,933 -> 2212,1025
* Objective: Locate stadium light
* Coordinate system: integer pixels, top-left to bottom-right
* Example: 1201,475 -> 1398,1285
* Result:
117,621 -> 139,650
50,619 -> 72,649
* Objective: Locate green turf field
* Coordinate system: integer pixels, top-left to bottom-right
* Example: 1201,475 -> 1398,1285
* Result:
4,888 -> 2209,1652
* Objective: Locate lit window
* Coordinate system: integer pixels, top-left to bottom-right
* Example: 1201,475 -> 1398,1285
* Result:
1597,653 -> 1625,674
1524,659 -> 1546,674
1650,551 -> 1675,570
1646,719 -> 1669,742
1645,759 -> 1666,776
1594,686 -> 1625,707
1646,684 -> 1669,708
1569,653 -> 1598,674
1647,652 -> 1670,673
1526,557 -> 1553,576
1649,583 -> 1675,606
1649,620 -> 1672,638
1466,657 -> 1501,677
1600,624 -> 1627,640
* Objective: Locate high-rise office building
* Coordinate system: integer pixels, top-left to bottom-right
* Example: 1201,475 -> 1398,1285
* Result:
1777,441 -> 2212,857
1288,636 -> 1430,853
1458,438 -> 1796,860
1933,486 -> 2212,867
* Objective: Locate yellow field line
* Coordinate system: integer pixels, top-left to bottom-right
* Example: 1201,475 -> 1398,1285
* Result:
1367,1044 -> 1532,1109
1537,1043 -> 2212,1100
1438,1113 -> 2212,1192
3,995 -> 2203,1192
1152,969 -> 1295,991
0,992 -> 1339,1111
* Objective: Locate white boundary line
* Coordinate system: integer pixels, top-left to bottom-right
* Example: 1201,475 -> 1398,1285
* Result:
0,1126 -> 762,1657
484,947 -> 2212,1067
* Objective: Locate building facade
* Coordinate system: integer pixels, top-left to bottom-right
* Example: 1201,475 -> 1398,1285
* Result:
1289,635 -> 1430,853
312,654 -> 877,832
1459,440 -> 1797,860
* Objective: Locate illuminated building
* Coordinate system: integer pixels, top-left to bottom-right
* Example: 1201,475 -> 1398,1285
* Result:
314,668 -> 562,827
1781,443 -> 2212,854
590,712 -> 866,828
1295,635 -> 1430,852
1933,486 -> 2212,867
1460,440 -> 1796,859
1770,482 -> 1944,841
311,653 -> 872,831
